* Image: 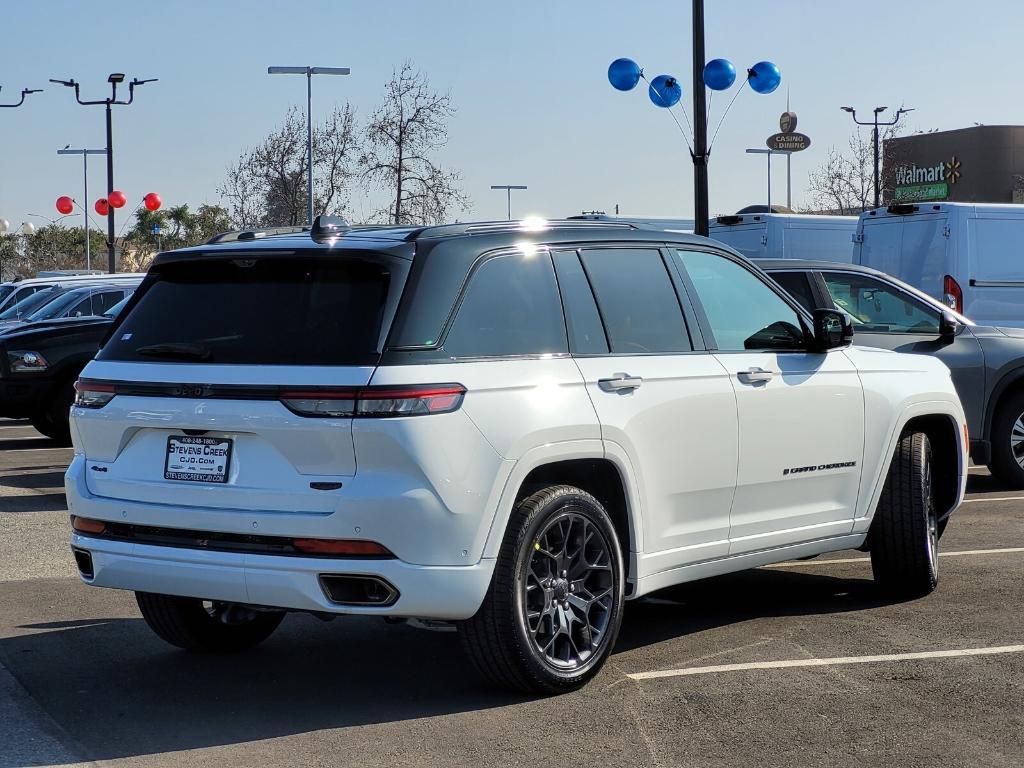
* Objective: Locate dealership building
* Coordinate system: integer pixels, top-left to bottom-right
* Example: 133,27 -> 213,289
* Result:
882,125 -> 1024,204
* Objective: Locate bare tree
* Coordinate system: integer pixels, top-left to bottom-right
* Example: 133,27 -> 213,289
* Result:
362,62 -> 470,225
806,116 -> 909,214
220,104 -> 360,228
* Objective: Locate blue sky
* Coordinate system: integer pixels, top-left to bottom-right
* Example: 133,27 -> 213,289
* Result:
0,0 -> 1019,231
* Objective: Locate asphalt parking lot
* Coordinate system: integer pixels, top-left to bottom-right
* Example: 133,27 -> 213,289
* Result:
0,417 -> 1021,768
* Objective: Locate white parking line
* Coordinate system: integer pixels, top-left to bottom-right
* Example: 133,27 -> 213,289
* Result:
963,496 -> 1024,503
0,446 -> 72,453
765,546 -> 1024,569
628,645 -> 1024,681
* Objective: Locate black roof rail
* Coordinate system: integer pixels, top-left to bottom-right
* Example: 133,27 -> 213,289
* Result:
205,225 -> 310,244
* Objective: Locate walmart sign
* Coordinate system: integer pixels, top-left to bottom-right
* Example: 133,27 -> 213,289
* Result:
894,156 -> 962,201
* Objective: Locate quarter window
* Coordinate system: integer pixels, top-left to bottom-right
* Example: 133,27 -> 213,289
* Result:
443,252 -> 568,358
552,250 -> 608,354
770,271 -> 819,314
579,248 -> 691,354
822,272 -> 939,334
677,250 -> 806,351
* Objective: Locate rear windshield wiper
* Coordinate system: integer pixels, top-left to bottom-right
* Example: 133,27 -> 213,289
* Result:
135,342 -> 212,361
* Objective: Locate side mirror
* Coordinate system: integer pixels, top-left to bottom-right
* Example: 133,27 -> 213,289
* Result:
939,311 -> 962,341
811,308 -> 854,351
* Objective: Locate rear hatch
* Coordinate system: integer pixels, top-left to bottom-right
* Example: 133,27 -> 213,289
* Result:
74,248 -> 407,514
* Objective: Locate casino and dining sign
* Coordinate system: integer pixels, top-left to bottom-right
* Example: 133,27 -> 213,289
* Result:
766,111 -> 811,152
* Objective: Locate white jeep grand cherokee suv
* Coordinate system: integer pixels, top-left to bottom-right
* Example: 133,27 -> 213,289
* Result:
66,218 -> 967,693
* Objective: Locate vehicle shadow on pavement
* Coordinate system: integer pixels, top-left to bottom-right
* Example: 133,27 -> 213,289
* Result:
0,567 -> 897,763
616,567 -> 894,654
0,609 -> 527,763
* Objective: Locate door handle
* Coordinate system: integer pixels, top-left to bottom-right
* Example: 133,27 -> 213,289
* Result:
737,367 -> 774,384
598,373 -> 643,391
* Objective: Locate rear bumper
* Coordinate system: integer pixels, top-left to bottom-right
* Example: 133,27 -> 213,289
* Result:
70,532 -> 495,620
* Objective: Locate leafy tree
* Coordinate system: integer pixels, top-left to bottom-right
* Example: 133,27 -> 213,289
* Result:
122,203 -> 232,271
219,104 -> 360,228
362,62 -> 470,225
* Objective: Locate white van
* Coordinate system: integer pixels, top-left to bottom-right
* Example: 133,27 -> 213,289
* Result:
709,213 -> 858,263
0,273 -> 145,315
855,203 -> 1024,327
567,214 -> 695,233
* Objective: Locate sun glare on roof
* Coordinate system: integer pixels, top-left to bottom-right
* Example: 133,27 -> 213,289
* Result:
519,216 -> 548,232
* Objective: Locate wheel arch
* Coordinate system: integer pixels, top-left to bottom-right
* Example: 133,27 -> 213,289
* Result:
983,365 -> 1024,441
482,446 -> 642,591
899,413 -> 962,522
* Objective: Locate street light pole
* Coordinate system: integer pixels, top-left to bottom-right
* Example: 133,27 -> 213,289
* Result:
841,105 -> 913,209
57,148 -> 106,271
268,66 -> 351,226
691,0 -> 710,237
746,148 -> 794,211
0,85 -> 42,109
490,185 -> 528,220
49,74 -> 157,273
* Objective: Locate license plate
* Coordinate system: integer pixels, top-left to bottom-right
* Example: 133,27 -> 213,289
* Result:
164,435 -> 232,483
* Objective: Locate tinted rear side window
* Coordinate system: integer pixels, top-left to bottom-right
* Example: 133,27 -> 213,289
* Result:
100,257 -> 393,365
442,252 -> 567,358
579,248 -> 691,353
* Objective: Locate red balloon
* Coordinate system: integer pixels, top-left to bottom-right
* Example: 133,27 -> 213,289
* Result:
95,198 -> 110,216
56,196 -> 74,215
143,192 -> 162,212
108,190 -> 127,209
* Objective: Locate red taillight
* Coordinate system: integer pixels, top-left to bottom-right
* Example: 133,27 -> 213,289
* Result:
73,379 -> 116,409
71,516 -> 107,535
280,384 -> 466,418
943,275 -> 963,314
291,538 -> 394,557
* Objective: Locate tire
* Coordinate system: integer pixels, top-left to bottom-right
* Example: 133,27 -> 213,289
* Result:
459,485 -> 625,694
135,592 -> 285,653
29,381 -> 74,446
988,390 -> 1024,489
870,432 -> 939,598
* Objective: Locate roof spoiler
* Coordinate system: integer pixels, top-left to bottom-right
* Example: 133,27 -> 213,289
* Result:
310,215 -> 351,242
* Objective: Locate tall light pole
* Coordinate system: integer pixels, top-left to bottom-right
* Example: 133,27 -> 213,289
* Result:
0,85 -> 42,108
49,74 -> 157,273
841,105 -> 913,209
691,0 -> 710,236
57,147 -> 106,270
490,185 -> 528,220
268,66 -> 351,226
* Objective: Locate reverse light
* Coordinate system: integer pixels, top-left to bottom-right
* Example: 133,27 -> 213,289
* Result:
281,384 -> 466,418
73,379 -> 116,409
7,350 -> 49,373
943,275 -> 963,314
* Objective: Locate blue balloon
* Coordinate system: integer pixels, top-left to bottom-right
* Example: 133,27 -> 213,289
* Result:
703,58 -> 736,91
648,74 -> 681,108
748,61 -> 782,94
608,58 -> 642,91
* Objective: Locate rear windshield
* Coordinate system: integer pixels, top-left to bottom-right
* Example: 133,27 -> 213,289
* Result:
99,256 -> 394,365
